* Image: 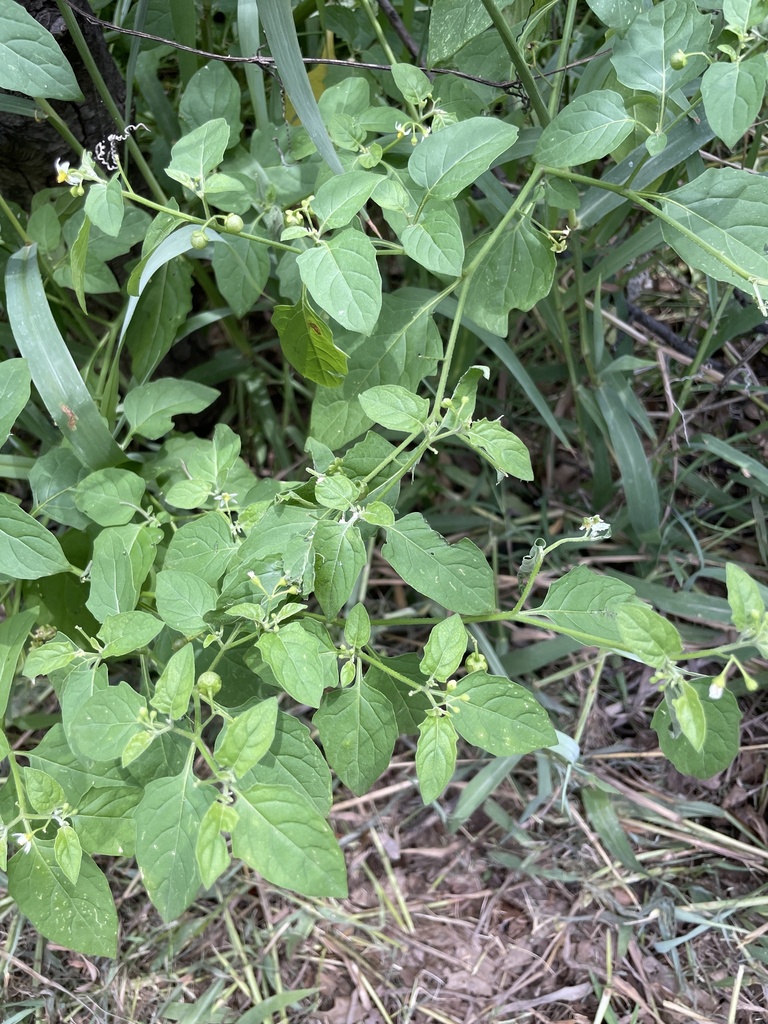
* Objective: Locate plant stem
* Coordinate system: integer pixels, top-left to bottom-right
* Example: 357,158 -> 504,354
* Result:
548,0 -> 579,118
478,0 -> 550,126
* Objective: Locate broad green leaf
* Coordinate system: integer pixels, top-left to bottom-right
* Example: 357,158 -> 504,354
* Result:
86,524 -> 160,622
416,715 -> 457,804
84,179 -> 124,238
391,62 -> 432,104
121,730 -> 155,767
382,512 -> 495,615
314,680 -> 398,795
359,384 -> 430,433
463,419 -> 533,481
421,615 -> 467,682
724,0 -> 768,33
54,825 -> 82,885
426,0 -> 515,67
616,604 -> 683,668
0,493 -> 69,579
0,358 -> 30,444
0,0 -> 82,99
272,297 -> 348,387
256,621 -> 337,707
151,643 -> 195,719
195,801 -> 236,888
7,839 -> 117,957
165,118 -> 230,189
69,681 -> 148,762
135,763 -> 216,921
585,0 -> 647,31
242,711 -> 332,815
155,569 -> 218,635
440,365 -> 489,431
215,697 -> 278,778
652,680 -> 741,778
312,518 -> 367,620
315,473 -> 358,511
464,220 -> 555,335
661,169 -> 768,297
297,228 -> 382,335
536,566 -> 639,647
24,640 -> 82,680
400,200 -> 465,276
313,171 -> 380,231
451,672 -> 556,755
125,260 -> 194,381
27,724 -> 134,804
668,679 -> 707,752
180,61 -> 242,139
611,0 -> 712,100
344,603 -> 371,649
98,612 -> 162,659
726,563 -> 764,634
0,609 -> 38,718
75,468 -> 145,527
212,235 -> 270,317
364,655 -> 431,734
23,767 -> 65,814
408,118 -> 519,200
701,58 -> 767,150
232,783 -> 347,897
123,379 -> 219,440
534,91 -> 636,167
5,246 -> 123,469
55,659 -> 108,756
311,290 -> 442,448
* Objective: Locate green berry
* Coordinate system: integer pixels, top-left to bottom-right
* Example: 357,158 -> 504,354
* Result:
197,670 -> 222,698
190,229 -> 209,250
224,213 -> 244,233
465,652 -> 488,674
670,50 -> 687,70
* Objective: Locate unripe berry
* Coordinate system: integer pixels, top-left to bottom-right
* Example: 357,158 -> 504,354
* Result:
197,670 -> 222,698
190,229 -> 209,250
670,50 -> 687,70
224,213 -> 244,233
465,652 -> 488,673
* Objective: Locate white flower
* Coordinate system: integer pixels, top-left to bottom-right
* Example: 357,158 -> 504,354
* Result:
54,158 -> 77,185
580,515 -> 611,541
13,832 -> 34,854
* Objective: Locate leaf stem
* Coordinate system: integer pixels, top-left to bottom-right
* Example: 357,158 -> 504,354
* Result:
478,0 -> 550,126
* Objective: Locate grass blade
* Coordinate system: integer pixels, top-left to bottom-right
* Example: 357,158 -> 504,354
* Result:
5,246 -> 124,469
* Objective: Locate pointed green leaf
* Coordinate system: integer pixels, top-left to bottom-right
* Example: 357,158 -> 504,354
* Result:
726,562 -> 764,634
242,710 -> 332,815
69,681 -> 148,762
86,524 -> 160,622
0,0 -> 82,99
215,697 -> 278,778
0,358 -> 31,444
401,200 -> 465,276
701,57 -> 767,149
212,234 -> 269,317
314,680 -> 398,795
421,615 -> 467,682
272,297 -> 349,387
256,621 -> 337,707
358,384 -> 430,433
84,178 -> 124,238
151,643 -> 196,719
123,379 -> 219,441
54,825 -> 82,885
313,171 -> 380,231
616,603 -> 683,668
166,118 -> 230,188
416,715 -> 457,803
535,91 -> 636,167
0,609 -> 38,718
195,800 -> 235,888
463,419 -> 533,481
652,679 -> 741,778
408,118 -> 519,199
75,468 -> 145,527
297,228 -> 382,335
451,671 -> 556,755
312,518 -> 367,620
155,569 -> 218,635
668,679 -> 707,752
536,566 -> 639,647
98,611 -> 162,658
0,493 -> 69,580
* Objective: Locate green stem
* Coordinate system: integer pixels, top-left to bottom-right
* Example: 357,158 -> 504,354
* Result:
0,193 -> 31,244
359,648 -> 439,704
34,98 -> 86,162
478,0 -> 550,126
548,0 -> 579,118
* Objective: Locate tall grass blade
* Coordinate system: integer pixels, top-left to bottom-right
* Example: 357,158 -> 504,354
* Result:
5,246 -> 124,469
256,0 -> 344,173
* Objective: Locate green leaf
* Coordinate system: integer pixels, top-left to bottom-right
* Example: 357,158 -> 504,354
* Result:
726,562 -> 765,633
611,0 -> 711,100
426,0 -> 515,66
7,839 -> 117,957
314,679 -> 397,795
256,621 -> 337,707
0,493 -> 69,580
215,697 -> 278,778
272,297 -> 349,387
195,800 -> 236,888
54,825 -> 82,885
135,763 -> 216,921
297,228 -> 382,335
701,57 -> 767,150
310,290 -> 442,448
69,681 -> 148,762
151,643 -> 195,719
29,448 -> 90,530
408,118 -> 519,200
0,0 -> 82,99
382,512 -> 495,615
400,200 -> 465,276
0,609 -> 38,718
535,91 -> 636,167
232,783 -> 347,897
391,62 -> 432,104
164,512 -> 235,585
315,473 -> 358,511
313,171 -> 380,231
27,723 -> 134,803
242,710 -> 332,815
463,419 -> 533,481
165,118 -> 230,189
123,379 -> 219,441
70,210 -> 90,313
616,604 -> 683,668
125,261 -> 194,382
585,0 -> 646,32
416,715 -> 457,804
536,566 -> 639,647
464,220 -> 555,335
180,60 -> 242,139
98,611 -> 163,658
212,235 -> 270,317
155,570 -> 218,635
668,679 -> 707,752
451,671 -> 556,755
312,518 -> 367,620
23,766 -> 66,814
86,524 -> 160,622
440,365 -> 489,430
84,179 -> 124,238
75,468 -> 145,527
359,384 -> 430,433
421,615 -> 467,682
724,0 -> 768,33
344,603 -> 371,648
0,358 -> 30,444
652,680 -> 741,778
5,246 -> 124,469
